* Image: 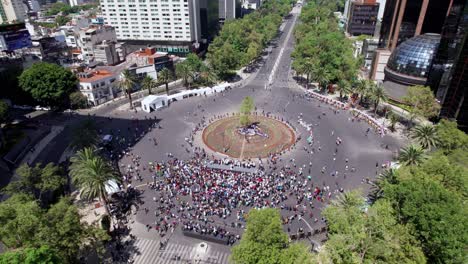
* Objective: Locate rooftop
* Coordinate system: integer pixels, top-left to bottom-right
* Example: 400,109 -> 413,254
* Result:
78,70 -> 114,82
130,47 -> 168,59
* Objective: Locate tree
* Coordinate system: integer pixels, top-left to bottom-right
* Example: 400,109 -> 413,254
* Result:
176,62 -> 194,88
0,195 -> 110,263
2,163 -> 65,205
336,79 -> 352,100
69,147 -> 121,214
184,53 -> 203,74
71,119 -> 99,150
0,246 -> 60,264
435,119 -> 468,153
0,101 -> 8,124
370,168 -> 398,201
231,208 -> 313,264
157,67 -> 173,95
18,62 -> 78,108
140,75 -> 156,95
239,96 -> 254,126
388,111 -> 399,132
320,191 -> 426,264
0,194 -> 44,249
383,169 -> 467,263
410,124 -> 440,150
370,83 -> 388,114
69,91 -> 87,109
398,144 -> 426,166
403,85 -> 440,120
118,69 -> 136,110
55,15 -> 71,26
313,67 -> 331,92
36,197 -> 87,263
199,64 -> 218,87
354,79 -> 372,103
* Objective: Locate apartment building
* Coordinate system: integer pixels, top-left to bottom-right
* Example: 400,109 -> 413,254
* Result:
77,70 -> 121,106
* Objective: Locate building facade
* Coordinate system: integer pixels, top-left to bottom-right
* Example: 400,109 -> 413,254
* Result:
77,25 -> 125,65
100,0 -> 219,54
362,38 -> 379,69
370,0 -> 452,81
426,0 -> 468,130
346,0 -> 380,37
378,0 -> 451,51
78,70 -> 121,106
219,0 -> 240,22
1,0 -> 28,22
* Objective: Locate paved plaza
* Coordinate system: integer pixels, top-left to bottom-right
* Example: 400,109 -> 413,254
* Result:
89,5 -> 403,262
12,4 -> 405,263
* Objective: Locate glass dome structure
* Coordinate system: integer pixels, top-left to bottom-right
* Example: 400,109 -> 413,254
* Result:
385,33 -> 441,82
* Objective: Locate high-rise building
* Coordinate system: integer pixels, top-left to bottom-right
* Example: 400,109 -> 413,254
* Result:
219,0 -> 240,22
379,0 -> 451,51
345,0 -> 380,36
1,0 -> 28,22
427,0 -> 468,130
370,0 -> 452,81
100,0 -> 218,54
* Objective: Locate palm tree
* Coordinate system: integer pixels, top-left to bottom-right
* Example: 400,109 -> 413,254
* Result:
176,62 -> 194,88
199,65 -> 218,87
336,79 -> 352,101
158,67 -> 173,95
398,144 -> 426,166
388,111 -> 399,132
353,79 -> 368,102
118,69 -> 136,109
370,168 -> 397,201
313,67 -> 331,92
69,147 -> 121,215
141,75 -> 156,95
370,83 -> 388,114
331,191 -> 363,209
410,124 -> 440,150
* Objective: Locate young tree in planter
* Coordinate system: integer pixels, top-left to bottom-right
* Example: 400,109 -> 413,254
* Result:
239,96 -> 254,126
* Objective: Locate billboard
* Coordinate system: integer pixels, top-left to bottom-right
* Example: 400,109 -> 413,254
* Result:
0,23 -> 32,52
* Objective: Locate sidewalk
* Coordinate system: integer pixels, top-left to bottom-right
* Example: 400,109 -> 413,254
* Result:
19,125 -> 64,165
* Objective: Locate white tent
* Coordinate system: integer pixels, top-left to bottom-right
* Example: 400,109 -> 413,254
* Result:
141,95 -> 169,113
105,179 -> 121,195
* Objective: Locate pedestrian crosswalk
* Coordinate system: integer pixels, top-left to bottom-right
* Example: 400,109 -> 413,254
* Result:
132,238 -> 231,264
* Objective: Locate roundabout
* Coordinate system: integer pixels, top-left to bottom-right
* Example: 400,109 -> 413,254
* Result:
202,115 -> 296,159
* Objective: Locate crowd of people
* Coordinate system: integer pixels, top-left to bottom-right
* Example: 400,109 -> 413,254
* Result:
118,139 -> 361,244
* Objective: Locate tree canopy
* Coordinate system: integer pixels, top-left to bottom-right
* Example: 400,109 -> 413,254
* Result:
18,62 -> 78,108
291,1 -> 358,89
0,246 -> 60,264
319,191 -> 426,264
230,208 -> 313,264
402,85 -> 440,120
0,195 -> 109,262
207,0 -> 294,80
2,163 -> 65,206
